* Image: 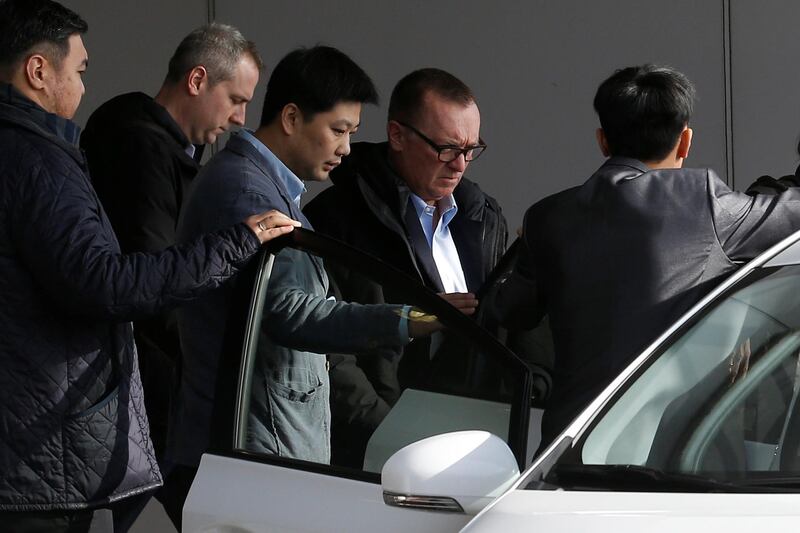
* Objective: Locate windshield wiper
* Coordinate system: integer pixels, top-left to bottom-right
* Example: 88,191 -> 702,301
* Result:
547,464 -> 780,493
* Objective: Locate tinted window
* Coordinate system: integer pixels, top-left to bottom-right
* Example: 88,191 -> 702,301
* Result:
542,266 -> 800,489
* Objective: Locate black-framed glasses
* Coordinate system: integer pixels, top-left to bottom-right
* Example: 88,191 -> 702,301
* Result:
396,121 -> 487,162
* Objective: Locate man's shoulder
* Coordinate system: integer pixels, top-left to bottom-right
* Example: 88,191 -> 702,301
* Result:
597,158 -> 715,183
0,122 -> 43,159
307,142 -> 387,211
212,135 -> 271,178
534,184 -> 580,208
101,91 -> 152,109
86,92 -> 153,128
305,174 -> 364,213
646,165 -> 715,182
330,141 -> 389,180
196,145 -> 251,183
454,176 -> 501,208
181,144 -> 290,238
195,141 -> 279,197
83,92 -> 183,148
0,131 -> 84,205
1,122 -> 75,172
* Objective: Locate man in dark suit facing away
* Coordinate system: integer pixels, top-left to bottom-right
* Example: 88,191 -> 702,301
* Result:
491,64 -> 800,451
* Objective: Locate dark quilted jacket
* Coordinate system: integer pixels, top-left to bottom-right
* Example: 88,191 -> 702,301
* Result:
0,84 -> 260,511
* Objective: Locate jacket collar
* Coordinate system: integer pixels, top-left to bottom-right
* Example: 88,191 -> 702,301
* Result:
0,83 -> 83,161
223,132 -> 311,227
602,156 -> 652,174
141,93 -> 191,149
129,92 -> 203,163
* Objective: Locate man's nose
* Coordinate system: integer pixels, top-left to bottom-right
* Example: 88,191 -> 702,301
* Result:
231,104 -> 246,126
448,152 -> 468,172
336,136 -> 351,157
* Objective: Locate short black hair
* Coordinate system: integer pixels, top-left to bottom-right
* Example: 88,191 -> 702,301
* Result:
388,68 -> 475,124
0,0 -> 87,77
164,23 -> 262,86
259,45 -> 378,127
593,64 -> 695,162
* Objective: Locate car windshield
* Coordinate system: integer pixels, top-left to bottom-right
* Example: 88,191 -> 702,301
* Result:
531,264 -> 800,492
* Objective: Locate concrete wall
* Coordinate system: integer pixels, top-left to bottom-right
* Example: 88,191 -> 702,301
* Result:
729,0 -> 800,189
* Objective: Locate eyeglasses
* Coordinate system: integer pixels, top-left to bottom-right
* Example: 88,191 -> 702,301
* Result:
396,121 -> 486,162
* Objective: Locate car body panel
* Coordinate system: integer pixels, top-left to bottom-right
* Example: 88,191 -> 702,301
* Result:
461,491 -> 800,532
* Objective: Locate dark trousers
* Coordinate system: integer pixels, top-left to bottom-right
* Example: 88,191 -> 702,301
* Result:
134,324 -> 179,465
0,493 -> 151,533
158,464 -> 198,531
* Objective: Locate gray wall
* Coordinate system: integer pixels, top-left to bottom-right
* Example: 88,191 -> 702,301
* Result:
215,0 -> 729,230
730,0 -> 800,189
67,1 -> 207,126
62,0 -> 800,231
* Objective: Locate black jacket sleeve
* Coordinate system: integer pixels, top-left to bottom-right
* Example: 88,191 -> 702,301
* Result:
10,154 -> 260,321
488,207 -> 547,330
711,170 -> 800,261
745,173 -> 800,196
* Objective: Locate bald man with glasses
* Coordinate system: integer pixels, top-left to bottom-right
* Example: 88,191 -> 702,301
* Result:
304,67 -> 507,469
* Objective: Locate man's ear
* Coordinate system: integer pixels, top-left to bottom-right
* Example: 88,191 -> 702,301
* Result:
24,54 -> 48,91
280,103 -> 300,135
676,126 -> 693,159
387,120 -> 404,151
596,128 -> 610,157
186,66 -> 208,96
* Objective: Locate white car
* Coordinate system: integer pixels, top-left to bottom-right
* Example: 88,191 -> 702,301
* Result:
185,228 -> 800,532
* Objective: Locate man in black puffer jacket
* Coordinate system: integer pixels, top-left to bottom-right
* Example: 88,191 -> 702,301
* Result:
0,2 -> 298,531
304,68 -> 507,468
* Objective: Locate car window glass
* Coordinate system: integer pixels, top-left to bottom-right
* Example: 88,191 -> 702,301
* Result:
570,266 -> 800,484
232,239 -> 532,474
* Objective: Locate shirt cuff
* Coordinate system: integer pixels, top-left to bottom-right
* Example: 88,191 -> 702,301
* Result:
398,304 -> 411,342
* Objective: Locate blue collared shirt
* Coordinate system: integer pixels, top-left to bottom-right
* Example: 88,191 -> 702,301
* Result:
409,193 -> 468,293
238,129 -> 306,207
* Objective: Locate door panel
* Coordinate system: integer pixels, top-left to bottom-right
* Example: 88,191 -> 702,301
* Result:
463,491 -> 800,533
185,455 -> 470,533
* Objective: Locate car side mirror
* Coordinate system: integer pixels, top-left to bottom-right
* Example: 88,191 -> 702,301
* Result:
381,430 -> 520,515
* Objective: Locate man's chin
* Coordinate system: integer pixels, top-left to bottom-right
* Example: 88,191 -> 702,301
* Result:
310,169 -> 331,182
436,185 -> 458,197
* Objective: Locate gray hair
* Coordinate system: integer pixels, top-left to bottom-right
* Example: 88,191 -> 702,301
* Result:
164,22 -> 263,85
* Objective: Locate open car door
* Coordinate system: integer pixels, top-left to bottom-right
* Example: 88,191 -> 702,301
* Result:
183,229 -> 549,532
